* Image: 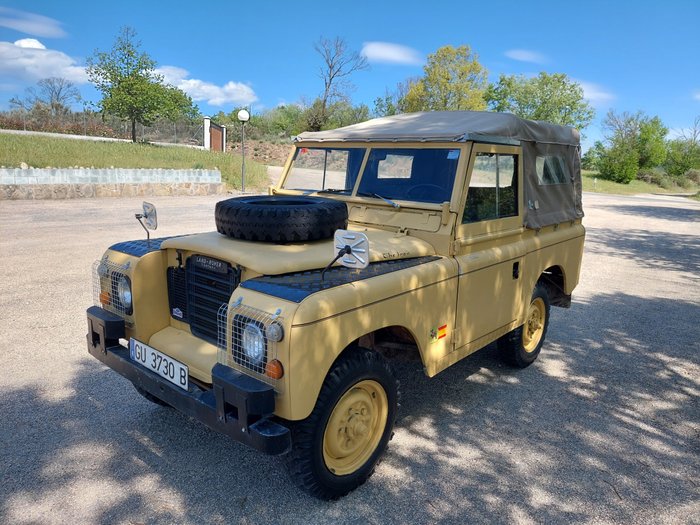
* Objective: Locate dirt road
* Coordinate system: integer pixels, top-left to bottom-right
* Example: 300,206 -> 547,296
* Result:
0,193 -> 698,524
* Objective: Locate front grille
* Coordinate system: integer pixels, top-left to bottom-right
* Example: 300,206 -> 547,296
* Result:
185,255 -> 239,344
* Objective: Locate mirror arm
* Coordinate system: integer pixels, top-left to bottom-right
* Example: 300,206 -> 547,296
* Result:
135,213 -> 151,242
321,245 -> 351,282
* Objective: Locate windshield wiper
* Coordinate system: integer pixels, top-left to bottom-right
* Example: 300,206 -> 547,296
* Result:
317,188 -> 353,194
357,191 -> 400,209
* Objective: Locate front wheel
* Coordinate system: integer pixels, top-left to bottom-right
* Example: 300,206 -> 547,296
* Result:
285,348 -> 398,500
498,282 -> 551,368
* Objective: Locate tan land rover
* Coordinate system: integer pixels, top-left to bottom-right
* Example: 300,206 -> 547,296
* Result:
87,111 -> 585,499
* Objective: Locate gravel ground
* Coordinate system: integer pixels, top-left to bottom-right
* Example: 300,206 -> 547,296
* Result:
0,192 -> 698,525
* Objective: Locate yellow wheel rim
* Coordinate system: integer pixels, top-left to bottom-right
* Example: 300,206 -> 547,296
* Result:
522,297 -> 546,353
323,380 -> 388,476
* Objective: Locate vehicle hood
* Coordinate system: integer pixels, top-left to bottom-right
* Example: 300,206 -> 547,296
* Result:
160,229 -> 436,275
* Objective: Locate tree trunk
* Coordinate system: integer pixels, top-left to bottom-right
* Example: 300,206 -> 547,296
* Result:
131,119 -> 137,142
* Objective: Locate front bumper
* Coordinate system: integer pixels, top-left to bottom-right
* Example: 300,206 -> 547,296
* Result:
86,306 -> 291,455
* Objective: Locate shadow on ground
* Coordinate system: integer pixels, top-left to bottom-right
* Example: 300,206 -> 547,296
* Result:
597,203 -> 700,223
585,227 -> 700,275
1,290 -> 698,524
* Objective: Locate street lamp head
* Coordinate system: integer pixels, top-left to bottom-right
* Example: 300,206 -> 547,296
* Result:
237,109 -> 250,123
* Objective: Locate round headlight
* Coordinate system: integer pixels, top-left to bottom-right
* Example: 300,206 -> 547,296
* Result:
242,322 -> 265,366
116,275 -> 132,310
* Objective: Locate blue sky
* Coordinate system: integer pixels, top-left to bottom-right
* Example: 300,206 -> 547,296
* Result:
1,0 -> 699,150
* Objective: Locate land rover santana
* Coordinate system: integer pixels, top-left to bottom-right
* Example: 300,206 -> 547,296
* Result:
87,111 -> 585,499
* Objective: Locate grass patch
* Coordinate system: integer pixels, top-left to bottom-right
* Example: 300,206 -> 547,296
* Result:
0,133 -> 268,190
582,170 -> 698,195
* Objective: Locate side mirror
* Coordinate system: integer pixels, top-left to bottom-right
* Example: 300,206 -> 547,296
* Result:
320,230 -> 371,281
135,201 -> 157,240
142,201 -> 157,230
334,230 -> 369,269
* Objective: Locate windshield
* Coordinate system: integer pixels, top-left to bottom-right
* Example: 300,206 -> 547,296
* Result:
283,147 -> 366,192
357,148 -> 460,203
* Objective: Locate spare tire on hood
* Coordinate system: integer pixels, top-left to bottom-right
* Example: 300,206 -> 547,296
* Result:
215,195 -> 349,243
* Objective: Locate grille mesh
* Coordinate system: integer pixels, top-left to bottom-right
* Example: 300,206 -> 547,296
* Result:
167,267 -> 188,321
92,258 -> 132,317
186,256 -> 239,344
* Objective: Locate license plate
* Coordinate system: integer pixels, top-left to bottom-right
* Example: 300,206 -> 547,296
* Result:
129,338 -> 189,391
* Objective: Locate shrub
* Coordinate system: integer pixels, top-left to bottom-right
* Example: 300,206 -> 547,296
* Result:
676,177 -> 693,189
599,141 -> 639,184
685,168 -> 700,185
636,169 -> 654,183
658,176 -> 674,190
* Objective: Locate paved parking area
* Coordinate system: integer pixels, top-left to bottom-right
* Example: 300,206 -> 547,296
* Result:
0,193 -> 698,524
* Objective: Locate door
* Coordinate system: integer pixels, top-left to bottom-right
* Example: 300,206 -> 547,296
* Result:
453,144 -> 526,351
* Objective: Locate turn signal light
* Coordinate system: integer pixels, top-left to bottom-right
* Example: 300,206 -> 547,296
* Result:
99,291 -> 111,305
265,359 -> 284,379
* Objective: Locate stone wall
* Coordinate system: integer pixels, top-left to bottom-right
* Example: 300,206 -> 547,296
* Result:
0,167 -> 225,199
1,182 -> 225,200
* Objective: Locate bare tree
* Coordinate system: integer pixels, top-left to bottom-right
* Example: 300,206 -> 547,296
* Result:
10,77 -> 81,116
602,110 -> 643,142
312,36 -> 368,130
679,115 -> 700,145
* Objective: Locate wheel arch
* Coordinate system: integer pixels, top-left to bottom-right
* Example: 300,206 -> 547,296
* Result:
288,322 -> 423,421
538,265 -> 571,308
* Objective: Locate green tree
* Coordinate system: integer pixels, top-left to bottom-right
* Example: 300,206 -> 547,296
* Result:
599,110 -> 669,182
86,27 -> 197,142
402,45 -> 488,112
326,100 -> 370,129
485,73 -> 594,131
598,140 -> 640,183
372,80 -> 413,117
581,141 -> 606,170
637,116 -> 668,169
664,116 -> 700,177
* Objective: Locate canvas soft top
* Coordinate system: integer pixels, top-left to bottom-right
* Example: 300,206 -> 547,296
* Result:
296,111 -> 583,229
295,111 -> 580,147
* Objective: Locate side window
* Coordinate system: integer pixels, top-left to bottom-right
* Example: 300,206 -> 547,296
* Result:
536,155 -> 570,185
463,153 -> 518,223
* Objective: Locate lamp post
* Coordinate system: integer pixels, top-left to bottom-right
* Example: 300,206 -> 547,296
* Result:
237,109 -> 250,193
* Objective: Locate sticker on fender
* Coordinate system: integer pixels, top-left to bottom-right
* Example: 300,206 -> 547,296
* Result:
130,338 -> 189,391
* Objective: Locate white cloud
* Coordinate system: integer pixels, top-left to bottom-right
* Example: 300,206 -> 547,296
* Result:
14,38 -> 46,49
361,42 -> 423,65
505,49 -> 547,64
0,7 -> 66,38
157,66 -> 257,107
577,80 -> 615,104
693,91 -> 700,101
0,39 -> 87,83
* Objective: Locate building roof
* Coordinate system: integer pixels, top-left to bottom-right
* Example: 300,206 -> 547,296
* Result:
295,111 -> 580,146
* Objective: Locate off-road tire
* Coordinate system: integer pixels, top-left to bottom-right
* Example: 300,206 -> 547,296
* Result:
285,348 -> 399,500
498,282 -> 551,368
215,195 -> 348,243
134,386 -> 171,407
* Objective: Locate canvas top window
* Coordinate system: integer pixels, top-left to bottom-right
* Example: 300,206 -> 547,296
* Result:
536,155 -> 570,185
283,147 -> 366,192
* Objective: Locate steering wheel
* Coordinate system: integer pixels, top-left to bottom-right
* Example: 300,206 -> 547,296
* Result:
406,184 -> 444,200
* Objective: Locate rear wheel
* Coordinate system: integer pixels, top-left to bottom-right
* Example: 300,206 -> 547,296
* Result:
498,282 -> 550,368
285,348 -> 398,500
